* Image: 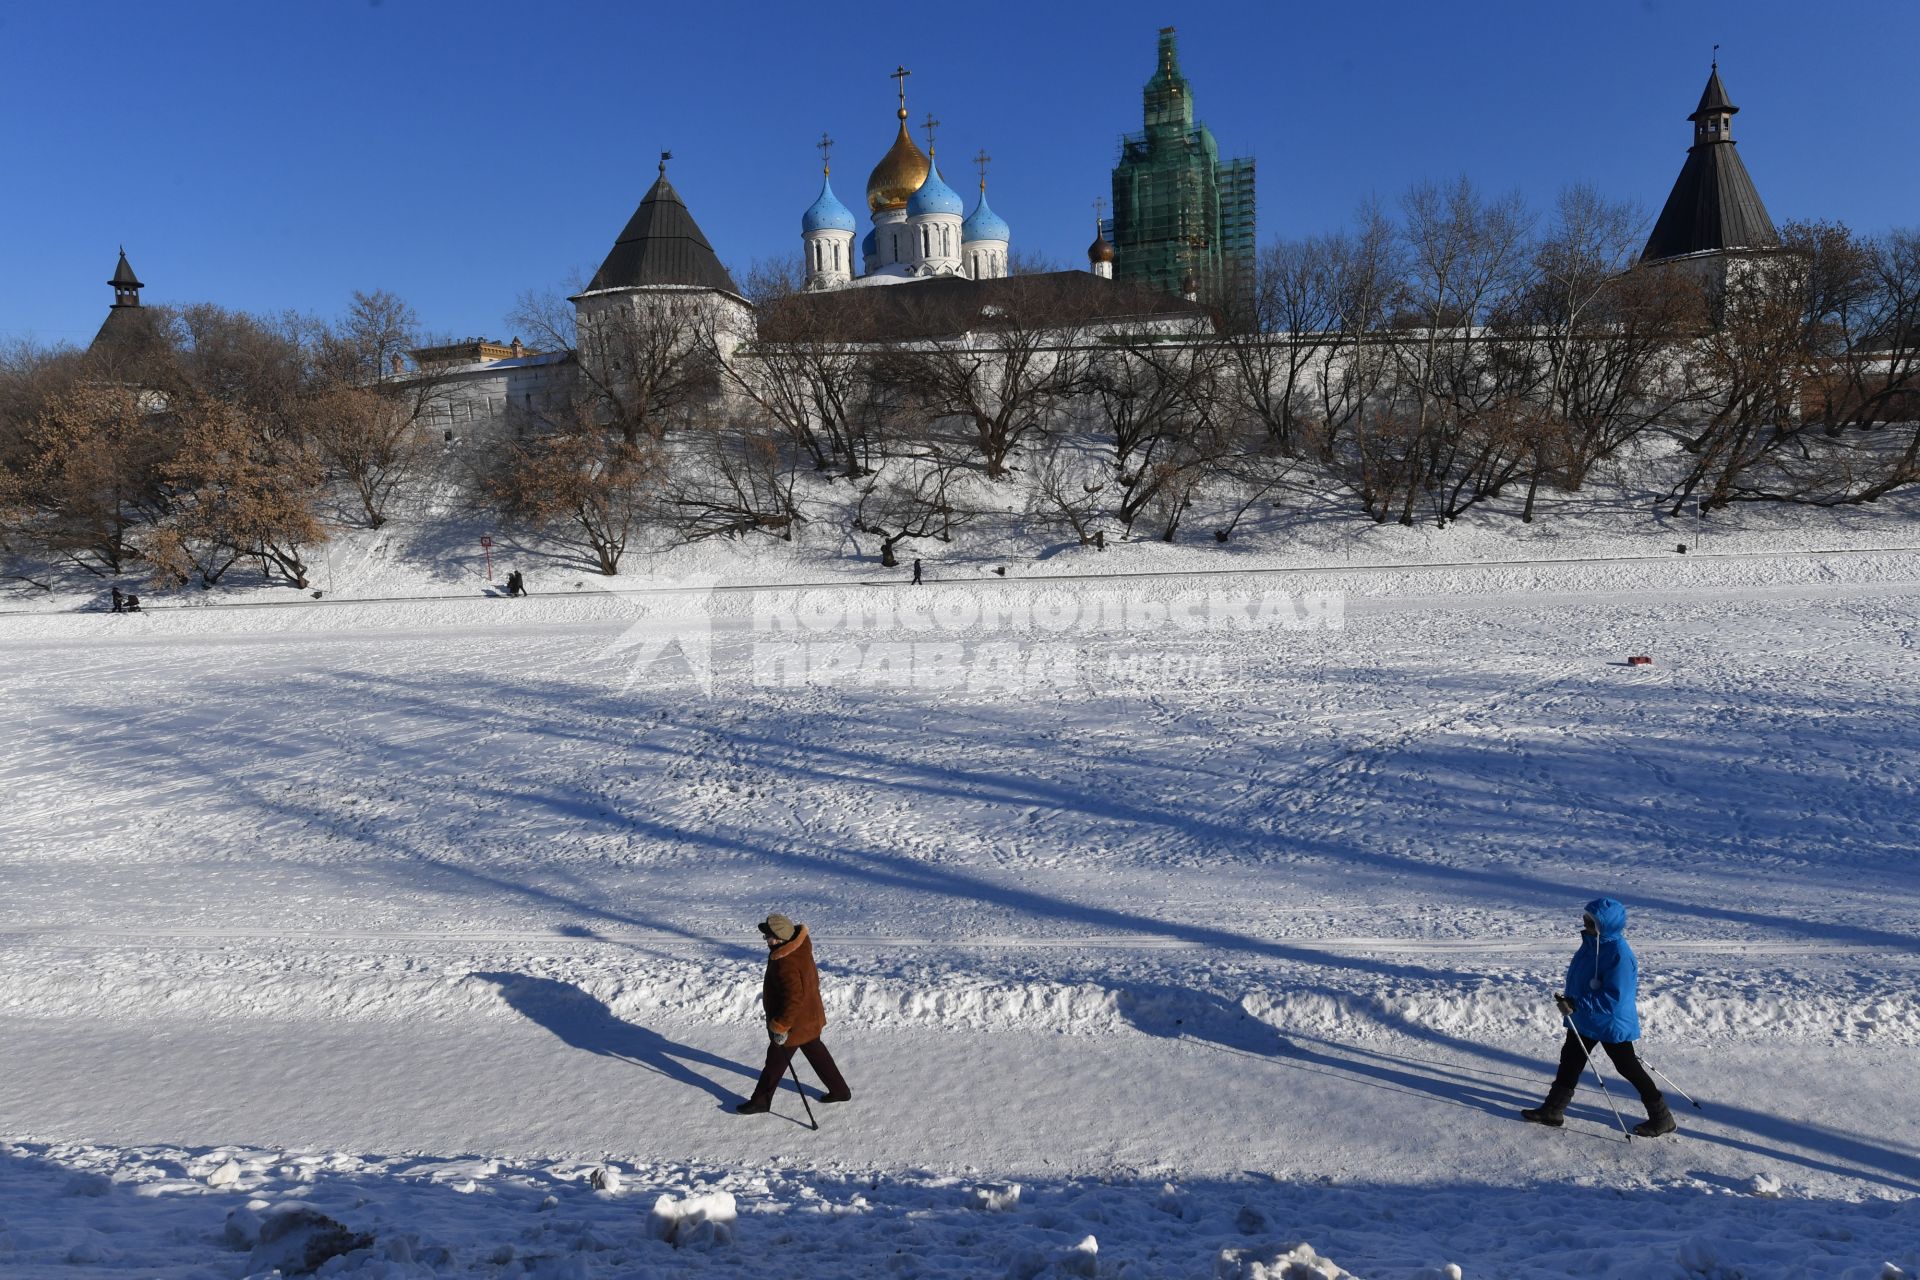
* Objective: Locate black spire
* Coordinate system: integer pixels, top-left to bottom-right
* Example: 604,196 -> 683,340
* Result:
91,248 -> 166,360
110,248 -> 143,307
584,162 -> 740,298
1642,65 -> 1778,264
1692,66 -> 1735,119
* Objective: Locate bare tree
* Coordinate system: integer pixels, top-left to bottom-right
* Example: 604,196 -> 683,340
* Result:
296,290 -> 436,528
516,288 -> 724,445
1208,424 -> 1301,543
1087,338 -> 1229,535
1515,191 -> 1710,498
1352,179 -> 1537,525
1008,249 -> 1064,276
853,453 -> 975,567
1028,435 -> 1109,548
486,401 -> 666,575
1670,225 -> 1920,512
151,393 -> 330,588
722,275 -> 888,478
316,290 -> 420,385
666,417 -> 804,543
305,382 -> 429,528
1218,236 -> 1343,453
1796,223 -> 1920,438
23,384 -> 170,576
877,278 -> 1092,480
1306,207 -> 1400,460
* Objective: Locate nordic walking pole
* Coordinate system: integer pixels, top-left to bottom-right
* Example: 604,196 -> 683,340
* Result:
1643,1057 -> 1702,1112
788,1060 -> 817,1130
1564,1012 -> 1631,1141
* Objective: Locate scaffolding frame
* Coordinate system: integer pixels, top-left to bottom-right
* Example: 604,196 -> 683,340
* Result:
1109,29 -> 1255,314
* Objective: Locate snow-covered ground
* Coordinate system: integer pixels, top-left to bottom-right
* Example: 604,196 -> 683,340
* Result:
3,485 -> 1919,1276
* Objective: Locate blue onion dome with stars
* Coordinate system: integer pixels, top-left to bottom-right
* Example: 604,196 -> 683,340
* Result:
963,189 -> 1010,243
802,173 -> 857,234
907,156 -> 965,218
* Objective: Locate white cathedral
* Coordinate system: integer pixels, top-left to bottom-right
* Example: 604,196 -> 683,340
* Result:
797,68 -> 1042,292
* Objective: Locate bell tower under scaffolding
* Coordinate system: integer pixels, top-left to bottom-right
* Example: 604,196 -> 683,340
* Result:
1109,27 -> 1255,314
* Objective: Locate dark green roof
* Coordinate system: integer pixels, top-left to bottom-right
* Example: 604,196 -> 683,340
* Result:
1645,69 -> 1778,262
584,171 -> 740,298
110,248 -> 142,290
1692,67 -> 1736,120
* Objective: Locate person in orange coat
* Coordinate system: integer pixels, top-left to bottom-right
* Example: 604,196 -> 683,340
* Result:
734,913 -> 853,1114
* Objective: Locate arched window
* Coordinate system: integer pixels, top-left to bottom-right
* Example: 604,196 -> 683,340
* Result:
833,240 -> 841,271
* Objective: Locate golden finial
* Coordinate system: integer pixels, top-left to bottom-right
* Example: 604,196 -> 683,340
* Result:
868,67 -> 931,214
817,132 -> 834,176
891,65 -> 911,120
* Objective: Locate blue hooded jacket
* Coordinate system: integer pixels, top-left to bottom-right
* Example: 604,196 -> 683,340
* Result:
1564,897 -> 1640,1042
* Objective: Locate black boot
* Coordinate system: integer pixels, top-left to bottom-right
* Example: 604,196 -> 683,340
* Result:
733,1098 -> 771,1115
1521,1086 -> 1573,1127
1632,1099 -> 1676,1137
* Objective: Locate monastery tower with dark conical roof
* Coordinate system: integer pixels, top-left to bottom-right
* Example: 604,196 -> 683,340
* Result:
1642,61 -> 1783,289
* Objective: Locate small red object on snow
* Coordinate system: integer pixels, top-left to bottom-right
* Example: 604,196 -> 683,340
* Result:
1628,655 -> 1654,666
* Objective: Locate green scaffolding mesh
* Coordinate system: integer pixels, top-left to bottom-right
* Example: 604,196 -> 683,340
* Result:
1110,28 -> 1255,315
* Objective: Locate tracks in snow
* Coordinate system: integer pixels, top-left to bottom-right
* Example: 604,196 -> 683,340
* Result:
0,925 -> 1900,961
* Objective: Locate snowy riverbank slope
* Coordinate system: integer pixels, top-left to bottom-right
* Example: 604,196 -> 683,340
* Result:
1,537 -> 1917,1276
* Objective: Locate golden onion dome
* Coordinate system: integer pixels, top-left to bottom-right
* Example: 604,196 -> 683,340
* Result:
1088,223 -> 1115,265
866,109 -> 930,214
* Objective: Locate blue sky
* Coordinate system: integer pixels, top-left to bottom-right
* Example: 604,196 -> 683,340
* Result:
3,0 -> 1913,347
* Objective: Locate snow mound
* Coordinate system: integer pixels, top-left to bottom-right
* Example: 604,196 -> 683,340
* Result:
1007,1232 -> 1098,1279
647,1190 -> 736,1250
971,1182 -> 1024,1211
246,1203 -> 374,1275
1216,1241 -> 1357,1279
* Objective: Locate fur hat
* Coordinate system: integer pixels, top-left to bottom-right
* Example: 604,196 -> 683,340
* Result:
759,913 -> 797,943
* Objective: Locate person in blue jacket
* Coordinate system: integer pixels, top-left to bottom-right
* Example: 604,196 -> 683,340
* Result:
1521,897 -> 1676,1136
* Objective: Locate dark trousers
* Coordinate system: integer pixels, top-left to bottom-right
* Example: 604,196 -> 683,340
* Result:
747,1038 -> 849,1106
1549,1029 -> 1664,1111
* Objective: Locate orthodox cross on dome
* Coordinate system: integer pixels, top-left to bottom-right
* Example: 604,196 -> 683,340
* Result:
817,132 -> 834,175
658,149 -> 673,176
1094,196 -> 1107,221
890,65 -> 912,118
973,149 -> 991,191
921,112 -> 941,155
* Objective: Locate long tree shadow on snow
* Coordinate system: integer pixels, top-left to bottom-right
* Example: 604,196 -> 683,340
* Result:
1117,984 -> 1537,1122
473,972 -> 756,1108
1116,982 -> 1920,1194
24,652 -> 1920,1189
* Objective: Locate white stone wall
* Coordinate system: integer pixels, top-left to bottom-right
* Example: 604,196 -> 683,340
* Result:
804,229 -> 855,290
871,209 -> 911,270
396,354 -> 576,444
910,212 -> 963,275
965,239 -> 1009,281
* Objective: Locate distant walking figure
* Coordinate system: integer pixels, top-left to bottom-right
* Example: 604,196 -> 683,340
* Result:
734,913 -> 852,1115
911,559 -> 923,585
506,569 -> 526,597
1522,897 -> 1675,1137
110,587 -> 124,613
